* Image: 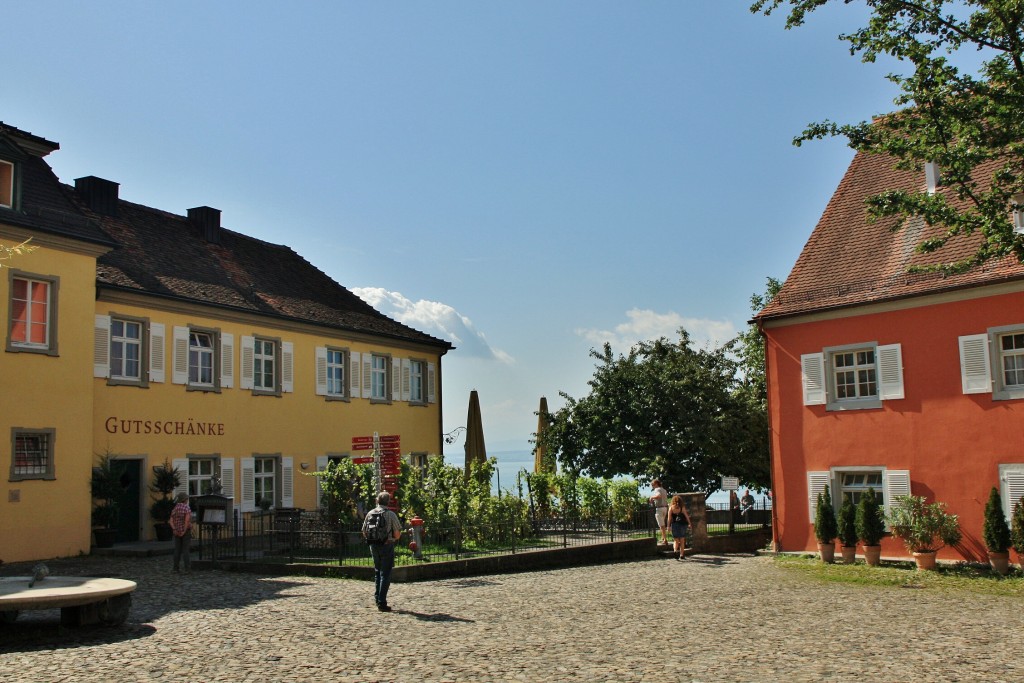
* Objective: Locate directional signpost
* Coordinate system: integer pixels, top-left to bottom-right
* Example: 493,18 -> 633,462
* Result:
352,432 -> 401,510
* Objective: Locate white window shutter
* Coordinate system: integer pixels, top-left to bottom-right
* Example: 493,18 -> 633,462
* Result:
281,457 -> 294,508
240,457 -> 256,512
427,362 -> 436,404
240,336 -> 255,390
281,341 -> 294,393
149,322 -> 165,383
172,326 -> 189,385
220,332 -> 234,389
315,347 -> 328,396
402,359 -> 412,401
801,353 -> 826,406
959,333 -> 992,394
93,315 -> 111,378
362,354 -> 372,398
1002,468 -> 1024,521
392,357 -> 402,401
350,351 -> 361,398
316,455 -> 329,508
884,469 -> 911,527
877,343 -> 904,400
807,471 -> 829,523
220,457 -> 235,500
172,458 -> 189,500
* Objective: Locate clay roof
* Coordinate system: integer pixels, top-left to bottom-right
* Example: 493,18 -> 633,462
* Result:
757,151 -> 1024,321
89,197 -> 453,350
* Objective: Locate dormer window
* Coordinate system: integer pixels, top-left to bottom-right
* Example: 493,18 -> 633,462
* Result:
0,159 -> 13,208
1013,194 -> 1024,235
925,161 -> 941,195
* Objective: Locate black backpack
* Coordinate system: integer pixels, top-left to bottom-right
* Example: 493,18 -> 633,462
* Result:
365,508 -> 391,544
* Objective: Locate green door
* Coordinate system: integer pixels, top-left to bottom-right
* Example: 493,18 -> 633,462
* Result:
111,459 -> 142,543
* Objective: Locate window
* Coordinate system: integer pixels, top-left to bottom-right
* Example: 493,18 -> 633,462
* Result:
371,354 -> 389,401
1013,194 -> 1024,235
111,319 -> 143,381
254,456 -> 275,508
95,316 -> 162,385
327,349 -> 345,396
241,455 -> 293,511
10,428 -> 56,481
188,457 -> 216,496
925,161 -> 941,194
190,331 -> 215,386
999,464 -> 1024,522
240,335 -> 291,394
0,159 -> 12,208
7,272 -> 58,355
409,360 -> 424,403
173,326 -> 232,390
807,468 -> 910,524
802,342 -> 903,410
961,325 -> 1024,400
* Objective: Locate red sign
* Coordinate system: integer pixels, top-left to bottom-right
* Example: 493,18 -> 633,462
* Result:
352,436 -> 374,444
351,457 -> 373,464
379,435 -> 401,443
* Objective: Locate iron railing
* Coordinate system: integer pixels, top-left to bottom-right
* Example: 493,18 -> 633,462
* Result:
703,501 -> 772,536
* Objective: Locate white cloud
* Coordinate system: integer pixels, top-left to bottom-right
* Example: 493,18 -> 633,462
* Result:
575,308 -> 738,351
352,287 -> 513,363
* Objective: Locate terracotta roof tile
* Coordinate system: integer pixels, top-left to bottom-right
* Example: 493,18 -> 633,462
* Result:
757,151 -> 1024,320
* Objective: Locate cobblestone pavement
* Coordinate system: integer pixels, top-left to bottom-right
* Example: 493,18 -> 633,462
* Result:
1,553 -> 1022,682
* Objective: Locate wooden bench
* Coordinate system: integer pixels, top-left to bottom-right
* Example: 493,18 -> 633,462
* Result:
0,576 -> 136,627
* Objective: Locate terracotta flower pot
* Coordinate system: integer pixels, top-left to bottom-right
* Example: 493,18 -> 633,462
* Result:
913,550 -> 937,571
840,545 -> 857,564
988,550 -> 1010,576
818,542 -> 835,564
862,544 -> 882,566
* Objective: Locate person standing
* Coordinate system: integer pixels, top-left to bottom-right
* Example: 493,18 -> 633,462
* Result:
668,495 -> 692,560
362,491 -> 402,612
649,479 -> 669,545
740,489 -> 755,523
169,492 -> 192,573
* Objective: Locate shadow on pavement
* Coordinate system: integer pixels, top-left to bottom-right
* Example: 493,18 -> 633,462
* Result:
395,609 -> 475,623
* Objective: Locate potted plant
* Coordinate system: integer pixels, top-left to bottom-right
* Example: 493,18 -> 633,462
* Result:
888,494 -> 962,571
982,486 -> 1012,576
814,484 -> 838,563
149,459 -> 182,542
855,487 -> 885,566
1012,497 -> 1024,568
837,493 -> 858,564
91,453 -> 122,548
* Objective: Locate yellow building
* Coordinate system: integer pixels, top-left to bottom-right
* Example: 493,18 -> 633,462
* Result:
1,123 -> 452,563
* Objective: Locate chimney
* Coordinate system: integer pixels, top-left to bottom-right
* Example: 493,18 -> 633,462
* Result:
188,206 -> 222,244
75,176 -> 119,216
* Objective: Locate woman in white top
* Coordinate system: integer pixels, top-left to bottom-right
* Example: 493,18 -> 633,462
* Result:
649,479 -> 669,545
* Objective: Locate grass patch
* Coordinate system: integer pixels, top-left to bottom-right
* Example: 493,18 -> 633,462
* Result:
774,554 -> 1024,598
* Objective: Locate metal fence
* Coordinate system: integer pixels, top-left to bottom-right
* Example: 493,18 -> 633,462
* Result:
196,506 -> 660,567
703,501 -> 772,536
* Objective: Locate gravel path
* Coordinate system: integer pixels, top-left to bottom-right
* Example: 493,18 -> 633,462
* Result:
1,553 -> 1021,682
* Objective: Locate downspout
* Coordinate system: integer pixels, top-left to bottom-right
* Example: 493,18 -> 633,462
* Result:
759,318 -> 781,553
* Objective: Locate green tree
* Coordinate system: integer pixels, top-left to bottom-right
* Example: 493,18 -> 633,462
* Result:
983,486 -> 1012,553
0,239 -> 35,268
837,493 -> 858,547
538,329 -> 770,496
855,487 -> 886,546
1011,497 -> 1024,556
753,0 -> 1024,273
814,484 -> 838,544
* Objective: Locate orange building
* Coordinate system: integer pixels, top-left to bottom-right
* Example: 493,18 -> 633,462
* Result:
1,122 -> 453,563
757,152 -> 1024,562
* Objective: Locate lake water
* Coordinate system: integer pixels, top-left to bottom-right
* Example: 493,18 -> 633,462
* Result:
445,450 -> 759,507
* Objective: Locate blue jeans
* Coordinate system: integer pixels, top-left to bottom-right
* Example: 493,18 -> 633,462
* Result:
369,542 -> 395,606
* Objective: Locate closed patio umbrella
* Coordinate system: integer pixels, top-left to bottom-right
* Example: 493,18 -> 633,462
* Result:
464,389 -> 487,475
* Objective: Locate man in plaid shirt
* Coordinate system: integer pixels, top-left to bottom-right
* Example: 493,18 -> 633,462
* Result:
170,492 -> 192,573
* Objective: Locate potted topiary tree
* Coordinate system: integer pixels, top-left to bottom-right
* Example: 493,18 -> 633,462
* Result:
837,493 -> 858,564
91,453 -> 122,548
982,486 -> 1012,576
1011,497 -> 1024,569
855,487 -> 885,566
149,459 -> 182,542
888,495 -> 962,571
814,484 -> 838,563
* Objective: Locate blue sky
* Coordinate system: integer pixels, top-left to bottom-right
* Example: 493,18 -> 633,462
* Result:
8,2 -> 900,455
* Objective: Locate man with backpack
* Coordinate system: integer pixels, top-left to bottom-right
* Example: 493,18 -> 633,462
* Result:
362,491 -> 403,612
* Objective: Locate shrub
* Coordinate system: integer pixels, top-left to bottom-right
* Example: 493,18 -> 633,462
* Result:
982,486 -> 1012,554
814,484 -> 837,544
888,495 -> 962,553
837,493 -> 858,547
855,487 -> 885,546
1013,498 -> 1024,557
